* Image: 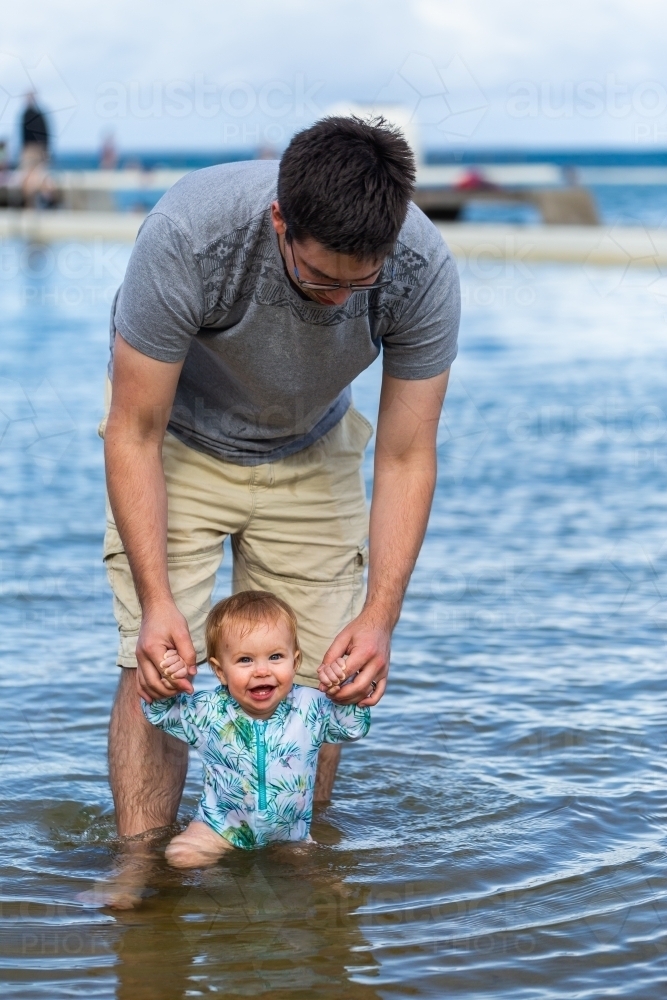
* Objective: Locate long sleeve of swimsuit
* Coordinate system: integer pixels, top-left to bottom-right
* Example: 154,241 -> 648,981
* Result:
141,691 -> 219,749
321,701 -> 371,744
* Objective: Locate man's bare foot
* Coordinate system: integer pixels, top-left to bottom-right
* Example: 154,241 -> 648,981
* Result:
78,838 -> 157,910
78,884 -> 147,911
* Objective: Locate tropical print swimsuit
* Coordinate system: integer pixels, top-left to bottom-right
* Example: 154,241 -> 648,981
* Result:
142,685 -> 370,849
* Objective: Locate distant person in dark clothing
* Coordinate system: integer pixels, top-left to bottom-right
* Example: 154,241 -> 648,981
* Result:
22,94 -> 49,152
19,93 -> 58,207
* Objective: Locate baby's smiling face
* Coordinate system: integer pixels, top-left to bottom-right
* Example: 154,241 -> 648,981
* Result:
209,618 -> 298,719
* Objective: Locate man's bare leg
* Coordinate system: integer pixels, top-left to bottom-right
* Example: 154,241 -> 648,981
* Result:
314,743 -> 341,803
91,669 -> 189,910
109,667 -> 189,836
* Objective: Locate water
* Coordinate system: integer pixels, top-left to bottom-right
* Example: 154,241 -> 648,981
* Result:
56,146 -> 667,170
1,244 -> 667,997
462,184 -> 667,227
426,149 -> 667,166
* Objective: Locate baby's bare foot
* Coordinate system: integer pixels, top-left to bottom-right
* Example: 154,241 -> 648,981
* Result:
165,820 -> 232,869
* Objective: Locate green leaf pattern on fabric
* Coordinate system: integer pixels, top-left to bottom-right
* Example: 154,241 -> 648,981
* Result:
142,685 -> 370,849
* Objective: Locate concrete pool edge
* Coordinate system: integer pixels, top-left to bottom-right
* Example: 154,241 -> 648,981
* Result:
1,210 -> 666,266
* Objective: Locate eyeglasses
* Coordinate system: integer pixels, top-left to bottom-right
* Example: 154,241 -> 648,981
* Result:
286,238 -> 394,293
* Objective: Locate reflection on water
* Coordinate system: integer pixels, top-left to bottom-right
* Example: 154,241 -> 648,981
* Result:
1,247 -> 667,997
107,843 -> 382,1000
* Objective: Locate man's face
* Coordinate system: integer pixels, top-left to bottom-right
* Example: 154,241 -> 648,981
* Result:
271,200 -> 384,306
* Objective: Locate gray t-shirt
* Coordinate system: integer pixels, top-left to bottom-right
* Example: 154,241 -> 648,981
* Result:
111,160 -> 460,465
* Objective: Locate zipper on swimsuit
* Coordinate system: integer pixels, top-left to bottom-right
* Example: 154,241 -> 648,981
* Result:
254,720 -> 267,811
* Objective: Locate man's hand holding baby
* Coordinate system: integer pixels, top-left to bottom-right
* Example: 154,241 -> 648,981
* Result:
134,600 -> 197,703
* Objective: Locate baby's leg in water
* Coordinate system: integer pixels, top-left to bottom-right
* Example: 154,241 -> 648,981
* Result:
165,821 -> 233,868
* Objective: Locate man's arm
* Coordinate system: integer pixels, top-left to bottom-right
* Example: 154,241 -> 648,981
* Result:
320,368 -> 450,707
104,332 -> 196,702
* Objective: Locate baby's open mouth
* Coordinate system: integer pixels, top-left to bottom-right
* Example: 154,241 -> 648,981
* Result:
248,684 -> 276,700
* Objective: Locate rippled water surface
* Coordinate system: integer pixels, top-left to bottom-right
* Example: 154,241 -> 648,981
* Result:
1,245 -> 667,998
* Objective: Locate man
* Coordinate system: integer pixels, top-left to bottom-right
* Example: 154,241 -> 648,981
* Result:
21,92 -> 50,157
104,116 -> 460,839
18,93 -> 58,208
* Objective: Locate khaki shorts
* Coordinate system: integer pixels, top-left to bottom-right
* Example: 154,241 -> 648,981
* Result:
102,401 -> 372,689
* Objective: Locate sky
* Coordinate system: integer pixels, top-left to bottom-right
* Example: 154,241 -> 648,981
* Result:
2,0 -> 666,154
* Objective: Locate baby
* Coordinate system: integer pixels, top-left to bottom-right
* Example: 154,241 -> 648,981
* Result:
141,590 -> 370,867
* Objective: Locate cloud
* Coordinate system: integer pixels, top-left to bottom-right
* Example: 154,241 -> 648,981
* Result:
0,0 -> 665,150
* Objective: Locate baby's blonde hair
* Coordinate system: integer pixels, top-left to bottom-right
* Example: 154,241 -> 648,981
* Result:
205,590 -> 301,667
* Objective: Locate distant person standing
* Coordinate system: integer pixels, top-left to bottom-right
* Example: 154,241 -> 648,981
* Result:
19,93 -> 57,207
21,92 -> 50,166
100,132 -> 119,170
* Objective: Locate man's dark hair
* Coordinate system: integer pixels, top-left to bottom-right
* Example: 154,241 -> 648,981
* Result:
277,115 -> 416,261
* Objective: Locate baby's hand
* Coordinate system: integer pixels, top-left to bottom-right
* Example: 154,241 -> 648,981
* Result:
160,648 -> 189,689
317,656 -> 348,694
